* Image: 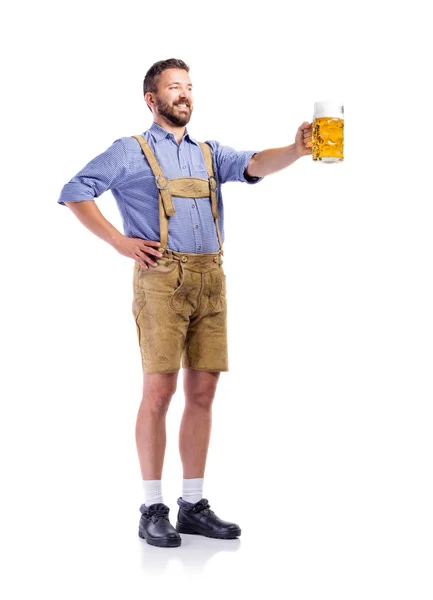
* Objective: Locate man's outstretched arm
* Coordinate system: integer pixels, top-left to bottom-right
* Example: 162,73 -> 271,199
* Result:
246,121 -> 313,178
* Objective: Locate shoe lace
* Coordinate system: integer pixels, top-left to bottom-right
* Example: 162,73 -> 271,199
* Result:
145,505 -> 170,524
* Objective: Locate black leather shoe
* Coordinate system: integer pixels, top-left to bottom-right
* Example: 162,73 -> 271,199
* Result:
175,497 -> 241,539
138,503 -> 181,547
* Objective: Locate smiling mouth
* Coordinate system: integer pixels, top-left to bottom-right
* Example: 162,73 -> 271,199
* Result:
175,104 -> 189,109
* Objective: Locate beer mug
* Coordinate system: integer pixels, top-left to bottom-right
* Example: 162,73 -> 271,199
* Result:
313,101 -> 344,162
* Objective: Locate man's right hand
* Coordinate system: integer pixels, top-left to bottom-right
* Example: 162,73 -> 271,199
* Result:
112,235 -> 163,269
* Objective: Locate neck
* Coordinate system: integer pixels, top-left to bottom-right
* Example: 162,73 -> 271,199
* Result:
153,116 -> 186,145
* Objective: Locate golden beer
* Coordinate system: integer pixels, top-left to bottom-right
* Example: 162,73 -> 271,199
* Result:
312,101 -> 344,163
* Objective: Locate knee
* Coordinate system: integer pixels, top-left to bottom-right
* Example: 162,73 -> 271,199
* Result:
186,389 -> 216,410
141,384 -> 177,415
147,394 -> 173,414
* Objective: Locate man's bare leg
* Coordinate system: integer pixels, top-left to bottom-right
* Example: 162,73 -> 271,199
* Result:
136,372 -> 183,547
179,369 -> 220,478
176,368 -> 241,538
135,372 -> 178,479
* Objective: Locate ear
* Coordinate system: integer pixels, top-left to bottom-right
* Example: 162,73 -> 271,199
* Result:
144,92 -> 155,110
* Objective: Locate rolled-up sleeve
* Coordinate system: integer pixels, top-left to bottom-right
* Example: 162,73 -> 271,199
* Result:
57,138 -> 130,206
205,140 -> 264,185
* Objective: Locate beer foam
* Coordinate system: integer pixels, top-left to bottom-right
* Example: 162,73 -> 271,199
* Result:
314,101 -> 344,120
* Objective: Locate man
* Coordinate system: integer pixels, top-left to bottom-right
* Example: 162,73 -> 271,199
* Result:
58,58 -> 313,548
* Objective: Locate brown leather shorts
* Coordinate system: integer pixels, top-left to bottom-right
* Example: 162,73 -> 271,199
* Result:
132,249 -> 228,374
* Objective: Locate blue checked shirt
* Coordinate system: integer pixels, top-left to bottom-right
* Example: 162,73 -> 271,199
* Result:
58,122 -> 263,253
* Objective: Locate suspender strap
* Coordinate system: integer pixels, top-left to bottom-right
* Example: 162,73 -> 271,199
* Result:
199,142 -> 223,254
158,191 -> 169,252
132,135 -> 174,250
199,142 -> 219,219
131,135 -> 176,218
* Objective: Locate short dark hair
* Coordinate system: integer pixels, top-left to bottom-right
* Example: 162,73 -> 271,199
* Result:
143,58 -> 190,96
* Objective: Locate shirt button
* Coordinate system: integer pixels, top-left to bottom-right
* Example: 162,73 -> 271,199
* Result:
195,225 -> 199,229
182,166 -> 186,169
197,245 -> 201,250
192,204 -> 195,208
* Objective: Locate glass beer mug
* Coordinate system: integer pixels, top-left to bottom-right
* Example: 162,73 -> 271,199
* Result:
312,101 -> 344,162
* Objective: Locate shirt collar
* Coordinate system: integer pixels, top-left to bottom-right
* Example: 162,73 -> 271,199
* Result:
148,122 -> 199,146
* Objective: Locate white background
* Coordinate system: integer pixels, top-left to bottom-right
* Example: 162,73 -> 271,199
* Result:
1,0 -> 432,598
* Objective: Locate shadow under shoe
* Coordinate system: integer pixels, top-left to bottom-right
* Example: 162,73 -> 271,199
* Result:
175,497 -> 241,539
138,503 -> 181,547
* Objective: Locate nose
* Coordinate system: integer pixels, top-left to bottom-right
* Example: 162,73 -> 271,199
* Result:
178,86 -> 191,101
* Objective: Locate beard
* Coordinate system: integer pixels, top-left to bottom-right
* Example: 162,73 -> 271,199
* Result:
155,98 -> 193,127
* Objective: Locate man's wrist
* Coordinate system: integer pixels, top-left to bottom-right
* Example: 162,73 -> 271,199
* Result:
292,143 -> 303,160
108,230 -> 124,247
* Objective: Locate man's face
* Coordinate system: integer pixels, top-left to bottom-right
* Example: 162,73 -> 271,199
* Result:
151,68 -> 194,126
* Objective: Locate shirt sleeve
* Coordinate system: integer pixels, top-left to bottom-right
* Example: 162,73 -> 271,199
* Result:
204,140 -> 264,185
57,138 -> 130,206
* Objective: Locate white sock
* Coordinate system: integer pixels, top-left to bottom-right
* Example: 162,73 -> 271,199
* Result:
143,479 -> 163,506
182,478 -> 204,504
